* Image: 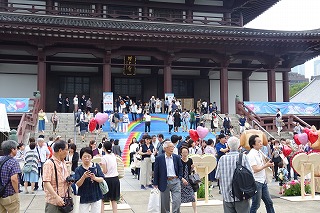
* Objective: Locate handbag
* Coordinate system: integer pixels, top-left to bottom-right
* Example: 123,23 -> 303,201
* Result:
50,159 -> 73,213
189,171 -> 201,184
22,164 -> 32,173
147,188 -> 160,213
23,151 -> 37,173
99,179 -> 109,195
150,154 -> 155,163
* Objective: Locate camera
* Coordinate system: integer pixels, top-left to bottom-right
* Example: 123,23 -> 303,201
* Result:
66,176 -> 75,183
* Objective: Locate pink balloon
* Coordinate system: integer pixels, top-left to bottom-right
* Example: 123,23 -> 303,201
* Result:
196,126 -> 209,139
15,100 -> 26,109
95,113 -> 108,125
298,133 -> 308,145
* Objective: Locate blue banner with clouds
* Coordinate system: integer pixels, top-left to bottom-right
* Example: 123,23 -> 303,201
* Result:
0,98 -> 29,113
244,102 -> 320,115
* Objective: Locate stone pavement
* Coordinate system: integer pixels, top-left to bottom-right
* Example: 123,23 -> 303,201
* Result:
20,168 -> 320,213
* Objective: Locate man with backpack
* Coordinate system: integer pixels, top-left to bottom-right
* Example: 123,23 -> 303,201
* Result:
0,140 -> 21,212
215,136 -> 253,213
247,134 -> 275,213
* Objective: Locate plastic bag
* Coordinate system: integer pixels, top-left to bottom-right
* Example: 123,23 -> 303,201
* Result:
147,188 -> 160,213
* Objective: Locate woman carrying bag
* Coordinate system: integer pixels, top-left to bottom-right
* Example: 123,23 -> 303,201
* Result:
180,146 -> 197,213
100,141 -> 121,213
23,141 -> 39,194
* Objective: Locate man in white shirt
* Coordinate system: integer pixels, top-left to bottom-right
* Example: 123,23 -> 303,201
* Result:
34,137 -> 50,190
247,135 -> 275,213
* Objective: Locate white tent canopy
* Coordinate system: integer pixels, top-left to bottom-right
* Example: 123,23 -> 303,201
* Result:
0,103 -> 10,132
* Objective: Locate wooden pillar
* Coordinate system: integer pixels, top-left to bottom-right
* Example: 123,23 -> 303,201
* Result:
46,0 -> 53,13
267,69 -> 276,102
96,3 -> 102,17
186,9 -> 193,23
239,12 -> 243,27
0,0 -> 8,12
103,51 -> 111,92
220,66 -> 228,113
242,71 -> 252,101
164,56 -> 173,94
223,12 -> 231,26
37,48 -> 46,110
283,71 -> 290,102
143,6 -> 148,20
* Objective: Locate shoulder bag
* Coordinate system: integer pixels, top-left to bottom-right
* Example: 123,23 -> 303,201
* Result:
50,159 -> 73,213
23,151 -> 37,173
189,170 -> 201,184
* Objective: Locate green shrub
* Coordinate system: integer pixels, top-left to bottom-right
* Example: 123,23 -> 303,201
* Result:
197,182 -> 205,198
283,180 -> 311,196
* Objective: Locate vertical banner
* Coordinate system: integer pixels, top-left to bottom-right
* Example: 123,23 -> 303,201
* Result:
0,103 -> 10,132
0,98 -> 29,113
103,92 -> 114,112
165,93 -> 175,104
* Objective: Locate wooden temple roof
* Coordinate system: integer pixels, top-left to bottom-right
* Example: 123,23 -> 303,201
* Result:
0,13 -> 319,41
231,0 -> 280,24
0,11 -> 319,68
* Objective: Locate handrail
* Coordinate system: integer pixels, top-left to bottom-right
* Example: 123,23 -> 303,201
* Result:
0,2 -> 241,27
291,115 -> 311,129
252,120 -> 273,139
17,98 -> 40,144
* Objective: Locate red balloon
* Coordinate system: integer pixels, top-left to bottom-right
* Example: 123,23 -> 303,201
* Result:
189,129 -> 199,142
89,118 -> 97,132
293,134 -> 301,145
308,131 -> 319,144
304,128 -> 311,135
282,145 -> 292,157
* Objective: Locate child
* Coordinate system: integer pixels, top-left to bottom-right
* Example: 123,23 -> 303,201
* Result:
277,161 -> 288,194
122,111 -> 129,133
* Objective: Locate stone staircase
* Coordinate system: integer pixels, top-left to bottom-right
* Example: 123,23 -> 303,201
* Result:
34,113 -> 108,149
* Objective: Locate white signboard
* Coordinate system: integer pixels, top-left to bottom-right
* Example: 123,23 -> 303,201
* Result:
103,92 -> 114,112
165,93 -> 175,104
0,103 -> 10,132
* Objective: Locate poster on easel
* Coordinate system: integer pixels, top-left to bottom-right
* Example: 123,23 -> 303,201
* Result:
165,93 -> 175,103
103,92 -> 113,113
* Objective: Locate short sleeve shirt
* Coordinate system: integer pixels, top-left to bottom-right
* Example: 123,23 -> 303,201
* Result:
0,156 -> 21,198
215,143 -> 227,160
247,149 -> 266,183
43,156 -> 70,205
101,153 -> 119,178
74,163 -> 104,203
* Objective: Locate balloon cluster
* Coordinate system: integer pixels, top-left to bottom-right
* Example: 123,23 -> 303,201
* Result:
89,113 -> 108,132
189,126 -> 209,141
293,127 -> 318,146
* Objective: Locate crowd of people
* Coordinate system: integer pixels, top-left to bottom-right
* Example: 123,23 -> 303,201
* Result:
0,134 -> 124,213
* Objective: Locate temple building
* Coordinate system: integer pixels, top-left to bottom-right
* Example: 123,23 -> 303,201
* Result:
0,0 -> 320,113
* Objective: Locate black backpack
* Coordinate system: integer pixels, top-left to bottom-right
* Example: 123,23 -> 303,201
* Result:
232,153 -> 257,201
0,157 -> 11,197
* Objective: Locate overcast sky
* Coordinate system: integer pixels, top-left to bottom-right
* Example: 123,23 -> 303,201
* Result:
244,0 -> 320,78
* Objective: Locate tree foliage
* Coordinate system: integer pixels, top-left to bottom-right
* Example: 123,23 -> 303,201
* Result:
289,82 -> 308,97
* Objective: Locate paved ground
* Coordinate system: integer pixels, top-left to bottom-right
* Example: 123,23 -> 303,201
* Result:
19,168 -> 320,213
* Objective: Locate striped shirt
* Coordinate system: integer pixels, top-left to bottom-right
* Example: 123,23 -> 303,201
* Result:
24,150 -> 39,174
215,151 -> 253,202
